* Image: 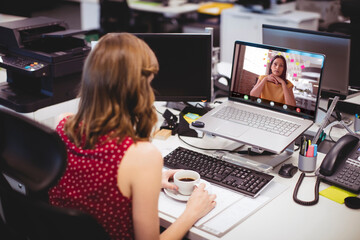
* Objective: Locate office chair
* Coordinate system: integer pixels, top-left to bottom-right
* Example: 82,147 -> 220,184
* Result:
0,108 -> 110,240
213,74 -> 230,99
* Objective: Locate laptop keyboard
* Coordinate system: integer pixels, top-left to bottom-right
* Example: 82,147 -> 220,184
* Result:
163,147 -> 274,197
213,106 -> 300,136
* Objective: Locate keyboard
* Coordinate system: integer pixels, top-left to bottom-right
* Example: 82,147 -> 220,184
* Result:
164,147 -> 274,197
213,106 -> 300,136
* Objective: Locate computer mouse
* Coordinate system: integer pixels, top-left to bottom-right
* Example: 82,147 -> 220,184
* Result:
278,163 -> 298,178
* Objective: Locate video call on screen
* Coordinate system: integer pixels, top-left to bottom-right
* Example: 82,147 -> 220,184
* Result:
230,43 -> 324,119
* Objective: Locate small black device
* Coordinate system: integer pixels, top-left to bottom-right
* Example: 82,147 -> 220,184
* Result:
278,163 -> 298,178
344,197 -> 360,209
160,109 -> 178,134
191,121 -> 205,128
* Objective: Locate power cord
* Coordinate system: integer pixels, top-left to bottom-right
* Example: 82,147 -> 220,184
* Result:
293,172 -> 321,206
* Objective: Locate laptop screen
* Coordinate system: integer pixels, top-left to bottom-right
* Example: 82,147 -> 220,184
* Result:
229,41 -> 325,121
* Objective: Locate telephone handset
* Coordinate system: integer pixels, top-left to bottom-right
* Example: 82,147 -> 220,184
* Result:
316,134 -> 360,192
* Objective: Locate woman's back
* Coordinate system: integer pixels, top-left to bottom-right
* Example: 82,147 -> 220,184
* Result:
49,117 -> 135,239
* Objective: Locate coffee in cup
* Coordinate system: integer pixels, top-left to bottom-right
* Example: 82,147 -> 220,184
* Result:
174,170 -> 200,195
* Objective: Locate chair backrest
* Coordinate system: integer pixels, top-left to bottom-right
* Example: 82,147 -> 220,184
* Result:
0,108 -> 110,240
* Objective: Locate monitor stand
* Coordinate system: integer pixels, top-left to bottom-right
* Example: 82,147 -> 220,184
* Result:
213,142 -> 295,173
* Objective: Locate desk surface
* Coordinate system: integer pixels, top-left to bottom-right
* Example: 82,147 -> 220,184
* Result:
153,102 -> 360,240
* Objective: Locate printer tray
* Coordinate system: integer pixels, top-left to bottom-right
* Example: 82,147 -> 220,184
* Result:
0,73 -> 80,113
0,82 -> 52,113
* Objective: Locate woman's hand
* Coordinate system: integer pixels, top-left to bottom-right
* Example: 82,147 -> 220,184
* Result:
271,75 -> 286,85
161,169 -> 180,191
264,75 -> 286,85
184,183 -> 217,220
264,75 -> 280,84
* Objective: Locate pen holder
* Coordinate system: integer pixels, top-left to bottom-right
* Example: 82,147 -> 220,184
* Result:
355,117 -> 360,132
298,154 -> 317,172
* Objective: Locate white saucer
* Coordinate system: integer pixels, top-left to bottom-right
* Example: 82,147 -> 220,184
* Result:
164,188 -> 190,201
163,180 -> 212,202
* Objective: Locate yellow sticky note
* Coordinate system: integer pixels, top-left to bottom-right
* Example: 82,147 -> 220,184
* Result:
183,116 -> 195,124
319,186 -> 357,204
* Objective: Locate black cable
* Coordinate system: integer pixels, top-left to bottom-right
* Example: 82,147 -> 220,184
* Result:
293,145 -> 300,152
194,103 -> 205,108
293,172 -> 321,206
155,108 -> 164,115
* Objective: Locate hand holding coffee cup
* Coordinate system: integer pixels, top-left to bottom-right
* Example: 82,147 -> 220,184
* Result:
174,170 -> 200,195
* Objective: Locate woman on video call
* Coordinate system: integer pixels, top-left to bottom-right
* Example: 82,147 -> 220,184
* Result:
250,55 -> 296,106
49,33 -> 216,239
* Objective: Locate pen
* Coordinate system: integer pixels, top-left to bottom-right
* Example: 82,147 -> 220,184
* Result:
312,144 -> 318,157
304,139 -> 308,156
300,136 -> 306,156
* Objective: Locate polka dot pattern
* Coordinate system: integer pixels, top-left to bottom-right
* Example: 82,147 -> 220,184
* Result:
49,117 -> 134,239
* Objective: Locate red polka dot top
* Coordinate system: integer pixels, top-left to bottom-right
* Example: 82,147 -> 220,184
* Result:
49,117 -> 134,240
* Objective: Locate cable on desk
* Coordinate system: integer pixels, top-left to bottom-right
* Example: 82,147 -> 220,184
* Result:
154,107 -> 164,115
293,172 -> 321,206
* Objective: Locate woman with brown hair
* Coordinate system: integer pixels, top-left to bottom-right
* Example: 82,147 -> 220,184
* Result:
49,32 -> 216,240
250,55 -> 296,106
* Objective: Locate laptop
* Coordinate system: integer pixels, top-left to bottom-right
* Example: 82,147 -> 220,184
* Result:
192,41 -> 325,154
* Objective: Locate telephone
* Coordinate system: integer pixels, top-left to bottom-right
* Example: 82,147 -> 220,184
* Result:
316,134 -> 360,193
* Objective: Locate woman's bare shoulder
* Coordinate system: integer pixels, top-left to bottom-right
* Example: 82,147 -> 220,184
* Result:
125,141 -> 162,165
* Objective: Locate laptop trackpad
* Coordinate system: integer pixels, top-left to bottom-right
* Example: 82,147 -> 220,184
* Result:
216,124 -> 248,137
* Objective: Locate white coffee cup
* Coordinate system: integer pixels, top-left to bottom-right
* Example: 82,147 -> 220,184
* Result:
174,170 -> 200,195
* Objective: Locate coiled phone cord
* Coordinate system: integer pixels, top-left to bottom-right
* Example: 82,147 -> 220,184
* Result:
293,172 -> 321,206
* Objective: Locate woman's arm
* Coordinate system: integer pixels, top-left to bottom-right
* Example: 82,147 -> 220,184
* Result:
250,76 -> 267,97
118,142 -> 163,239
118,142 -> 216,240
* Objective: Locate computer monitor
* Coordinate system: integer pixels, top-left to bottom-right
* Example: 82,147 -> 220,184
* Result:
134,33 -> 212,102
262,24 -> 351,99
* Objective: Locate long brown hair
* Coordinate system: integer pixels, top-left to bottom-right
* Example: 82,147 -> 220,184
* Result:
65,33 -> 159,149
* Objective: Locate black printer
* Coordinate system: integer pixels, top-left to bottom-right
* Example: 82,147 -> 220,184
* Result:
0,16 -> 90,113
